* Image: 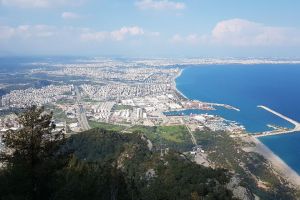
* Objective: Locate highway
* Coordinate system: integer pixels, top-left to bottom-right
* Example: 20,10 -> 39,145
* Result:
75,86 -> 91,131
254,105 -> 300,137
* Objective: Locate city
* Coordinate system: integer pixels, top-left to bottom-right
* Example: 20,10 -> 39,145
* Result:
0,59 -> 245,135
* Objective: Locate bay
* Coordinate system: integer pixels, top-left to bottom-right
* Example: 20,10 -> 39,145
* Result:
175,64 -> 300,174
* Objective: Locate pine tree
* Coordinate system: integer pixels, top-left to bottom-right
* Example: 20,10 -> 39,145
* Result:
0,106 -> 66,200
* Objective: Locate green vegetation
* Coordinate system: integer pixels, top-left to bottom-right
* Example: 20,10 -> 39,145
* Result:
50,107 -> 66,121
0,107 -> 298,200
0,107 -> 235,200
44,104 -> 77,124
157,125 -> 190,143
61,128 -> 234,200
88,120 -> 126,132
127,125 -> 193,151
127,125 -> 157,137
0,106 -> 66,200
194,130 -> 297,200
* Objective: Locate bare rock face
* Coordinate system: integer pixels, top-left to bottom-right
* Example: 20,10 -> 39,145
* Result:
227,176 -> 255,200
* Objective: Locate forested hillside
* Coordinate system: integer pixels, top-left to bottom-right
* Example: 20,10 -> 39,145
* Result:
0,107 -> 234,200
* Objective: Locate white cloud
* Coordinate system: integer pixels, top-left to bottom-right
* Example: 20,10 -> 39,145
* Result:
111,26 -> 144,41
170,18 -> 300,47
135,0 -> 185,10
17,25 -> 56,38
211,18 -> 299,46
0,0 -> 82,8
62,12 -> 80,20
0,24 -> 56,39
81,26 -> 145,42
0,24 -> 152,43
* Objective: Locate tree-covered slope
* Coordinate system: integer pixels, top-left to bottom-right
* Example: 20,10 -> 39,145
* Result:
59,128 -> 234,200
0,106 -> 235,200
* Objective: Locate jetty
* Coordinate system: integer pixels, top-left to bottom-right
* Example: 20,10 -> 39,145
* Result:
254,105 -> 300,138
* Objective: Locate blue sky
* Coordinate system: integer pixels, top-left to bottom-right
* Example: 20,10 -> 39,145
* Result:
0,0 -> 300,57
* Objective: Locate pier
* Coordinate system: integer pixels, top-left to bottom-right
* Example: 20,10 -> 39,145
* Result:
254,105 -> 300,138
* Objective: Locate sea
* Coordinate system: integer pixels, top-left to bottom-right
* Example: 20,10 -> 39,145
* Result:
175,64 -> 300,174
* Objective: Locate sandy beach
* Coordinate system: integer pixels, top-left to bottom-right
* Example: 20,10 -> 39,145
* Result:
246,136 -> 300,188
172,68 -> 189,100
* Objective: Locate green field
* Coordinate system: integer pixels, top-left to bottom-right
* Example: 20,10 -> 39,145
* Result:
88,121 -> 126,132
127,125 -> 193,151
157,126 -> 190,143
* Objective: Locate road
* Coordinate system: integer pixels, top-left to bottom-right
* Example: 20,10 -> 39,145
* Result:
75,86 -> 91,131
185,124 -> 197,146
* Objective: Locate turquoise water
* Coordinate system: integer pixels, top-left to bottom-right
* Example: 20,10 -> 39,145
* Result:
176,64 -> 300,174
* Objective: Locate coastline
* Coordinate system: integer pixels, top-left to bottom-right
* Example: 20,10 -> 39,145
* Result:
246,136 -> 300,187
172,68 -> 189,100
173,67 -> 300,187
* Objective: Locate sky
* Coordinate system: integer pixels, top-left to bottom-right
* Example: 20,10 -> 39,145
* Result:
0,0 -> 300,57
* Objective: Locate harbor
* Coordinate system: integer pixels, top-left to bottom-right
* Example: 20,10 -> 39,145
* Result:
254,105 -> 300,138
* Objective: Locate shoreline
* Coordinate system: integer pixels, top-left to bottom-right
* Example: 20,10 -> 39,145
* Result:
173,67 -> 300,187
172,68 -> 188,100
246,136 -> 300,187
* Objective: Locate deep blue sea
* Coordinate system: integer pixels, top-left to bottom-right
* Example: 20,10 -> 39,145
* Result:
175,64 -> 300,174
